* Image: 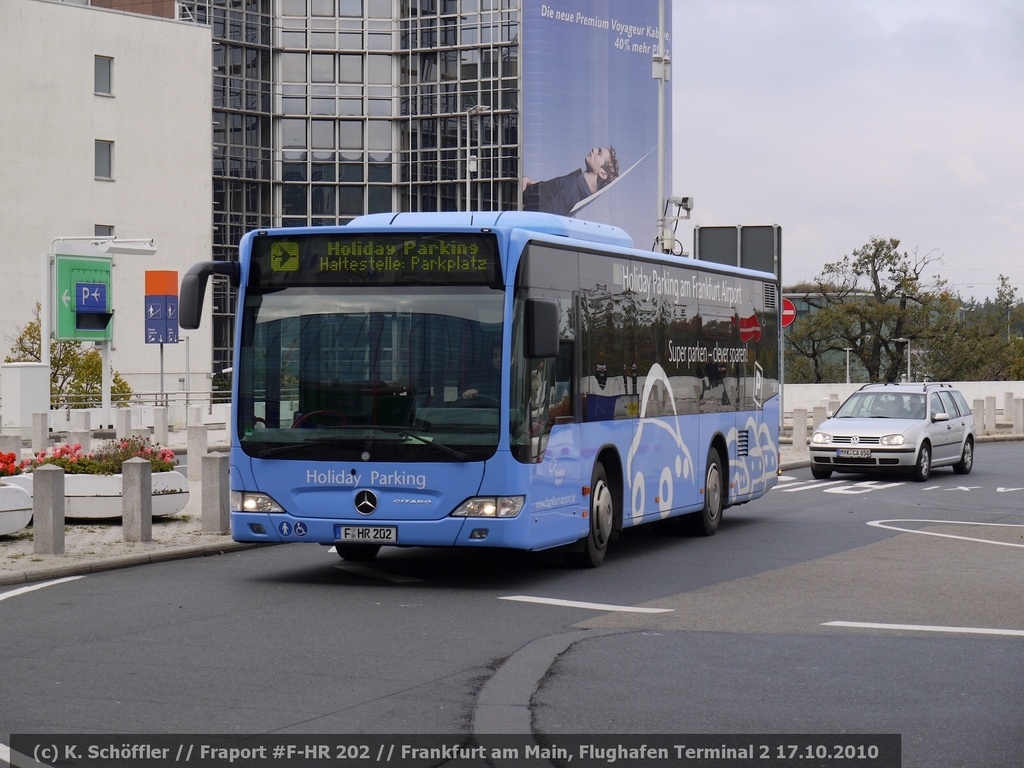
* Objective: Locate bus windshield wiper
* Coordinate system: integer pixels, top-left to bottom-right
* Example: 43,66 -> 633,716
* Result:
350,424 -> 468,460
253,436 -> 359,458
252,426 -> 466,460
393,429 -> 467,460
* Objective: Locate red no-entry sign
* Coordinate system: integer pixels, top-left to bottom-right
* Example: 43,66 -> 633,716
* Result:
781,298 -> 797,327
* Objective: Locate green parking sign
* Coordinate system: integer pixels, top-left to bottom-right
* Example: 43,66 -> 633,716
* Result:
55,253 -> 113,341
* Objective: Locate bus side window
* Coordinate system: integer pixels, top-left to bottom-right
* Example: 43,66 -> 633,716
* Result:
550,340 -> 573,423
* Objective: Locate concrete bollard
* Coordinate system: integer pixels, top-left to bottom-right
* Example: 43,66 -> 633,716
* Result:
187,424 -> 208,482
985,395 -> 997,434
1005,392 -> 1015,427
115,408 -> 132,439
33,464 -> 65,555
792,408 -> 809,453
122,457 -> 153,542
1014,398 -> 1024,435
202,452 -> 231,534
32,412 -> 49,454
68,429 -> 91,454
0,434 -> 21,457
70,410 -> 90,432
812,405 -> 826,432
972,399 -> 984,433
154,407 -> 169,446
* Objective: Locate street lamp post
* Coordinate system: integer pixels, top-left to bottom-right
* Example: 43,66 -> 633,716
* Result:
465,104 -> 489,211
843,347 -> 853,383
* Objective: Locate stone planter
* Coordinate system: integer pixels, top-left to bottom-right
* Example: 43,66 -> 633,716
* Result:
63,471 -> 189,520
8,471 -> 189,520
0,479 -> 33,536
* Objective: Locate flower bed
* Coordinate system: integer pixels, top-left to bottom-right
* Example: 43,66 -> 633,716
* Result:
0,438 -> 188,521
21,436 -> 178,475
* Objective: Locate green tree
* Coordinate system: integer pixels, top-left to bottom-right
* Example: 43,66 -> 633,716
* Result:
785,237 -> 957,383
4,303 -> 133,408
921,275 -> 1019,381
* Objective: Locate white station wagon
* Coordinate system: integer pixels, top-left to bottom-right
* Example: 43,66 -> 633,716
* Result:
809,383 -> 975,482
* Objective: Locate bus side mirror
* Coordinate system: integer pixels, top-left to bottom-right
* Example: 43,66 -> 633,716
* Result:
179,261 -> 240,330
525,299 -> 559,358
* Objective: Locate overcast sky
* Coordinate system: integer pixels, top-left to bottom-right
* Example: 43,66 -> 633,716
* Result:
671,0 -> 1024,302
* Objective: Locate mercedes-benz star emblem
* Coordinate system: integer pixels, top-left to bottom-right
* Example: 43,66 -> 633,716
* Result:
354,490 -> 378,515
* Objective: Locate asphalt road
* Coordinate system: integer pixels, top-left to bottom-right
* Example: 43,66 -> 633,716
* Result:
2,442 -> 1022,768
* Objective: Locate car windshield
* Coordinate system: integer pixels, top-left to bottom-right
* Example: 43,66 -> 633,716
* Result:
836,392 -> 926,420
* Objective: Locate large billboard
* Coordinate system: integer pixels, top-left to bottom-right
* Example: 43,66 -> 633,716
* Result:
521,0 -> 671,249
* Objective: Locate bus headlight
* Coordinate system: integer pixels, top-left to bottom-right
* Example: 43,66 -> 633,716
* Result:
451,496 -> 525,518
231,491 -> 285,513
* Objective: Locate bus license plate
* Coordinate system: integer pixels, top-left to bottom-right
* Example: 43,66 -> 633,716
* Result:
837,448 -> 871,458
335,525 -> 397,543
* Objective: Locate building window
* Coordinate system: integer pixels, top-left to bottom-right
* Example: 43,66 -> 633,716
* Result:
95,56 -> 113,95
95,140 -> 113,179
95,225 -> 115,237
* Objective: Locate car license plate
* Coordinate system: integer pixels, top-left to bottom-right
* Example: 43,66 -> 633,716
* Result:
837,448 -> 871,458
334,525 -> 397,543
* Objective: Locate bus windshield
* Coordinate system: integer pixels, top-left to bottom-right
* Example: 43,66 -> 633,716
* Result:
236,284 -> 505,462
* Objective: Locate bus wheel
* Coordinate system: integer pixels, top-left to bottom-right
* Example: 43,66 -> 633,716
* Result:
568,461 -> 615,568
335,544 -> 381,561
686,447 -> 723,536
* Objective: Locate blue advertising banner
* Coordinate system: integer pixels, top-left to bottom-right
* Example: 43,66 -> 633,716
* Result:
521,0 -> 670,248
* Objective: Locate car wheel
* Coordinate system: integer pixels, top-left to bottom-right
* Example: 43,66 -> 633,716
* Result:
567,460 -> 615,568
911,441 -> 932,482
811,466 -> 832,480
953,438 -> 974,475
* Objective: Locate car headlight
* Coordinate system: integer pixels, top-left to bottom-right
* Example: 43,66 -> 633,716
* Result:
451,496 -> 525,518
879,434 -> 906,446
231,491 -> 285,513
811,432 -> 831,444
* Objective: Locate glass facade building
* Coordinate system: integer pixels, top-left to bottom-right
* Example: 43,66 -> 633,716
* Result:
174,0 -> 521,375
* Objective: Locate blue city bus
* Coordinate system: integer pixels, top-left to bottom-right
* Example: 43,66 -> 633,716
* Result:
179,211 -> 780,567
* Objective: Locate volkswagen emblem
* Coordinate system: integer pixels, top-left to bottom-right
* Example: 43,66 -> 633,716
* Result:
851,436 -> 860,444
354,490 -> 378,515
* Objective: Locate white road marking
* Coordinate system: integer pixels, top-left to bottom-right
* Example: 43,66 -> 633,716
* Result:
0,576 -> 84,602
0,576 -> 87,762
824,621 -> 1024,637
868,519 -> 1024,548
777,480 -> 845,492
500,595 -> 673,613
825,480 -> 904,494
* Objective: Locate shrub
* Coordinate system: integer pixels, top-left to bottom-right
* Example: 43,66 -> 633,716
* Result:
0,452 -> 23,477
23,436 -> 178,476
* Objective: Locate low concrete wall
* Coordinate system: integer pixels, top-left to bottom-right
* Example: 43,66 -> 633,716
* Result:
782,382 -> 1024,416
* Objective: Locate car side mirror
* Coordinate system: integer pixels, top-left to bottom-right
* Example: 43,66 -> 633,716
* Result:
932,412 -> 950,423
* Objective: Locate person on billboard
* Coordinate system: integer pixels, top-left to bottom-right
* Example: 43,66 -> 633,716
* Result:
522,146 -> 620,217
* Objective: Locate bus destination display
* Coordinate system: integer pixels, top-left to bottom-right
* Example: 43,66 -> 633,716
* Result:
252,232 -> 500,287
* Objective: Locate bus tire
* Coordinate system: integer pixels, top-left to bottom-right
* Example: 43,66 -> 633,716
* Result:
686,447 -> 723,536
335,544 -> 381,561
567,460 -> 615,568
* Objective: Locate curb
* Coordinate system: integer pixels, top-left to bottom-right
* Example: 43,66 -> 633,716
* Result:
0,539 -> 258,587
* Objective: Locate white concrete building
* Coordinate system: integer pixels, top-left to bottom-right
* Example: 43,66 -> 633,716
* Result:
0,0 -> 212,409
